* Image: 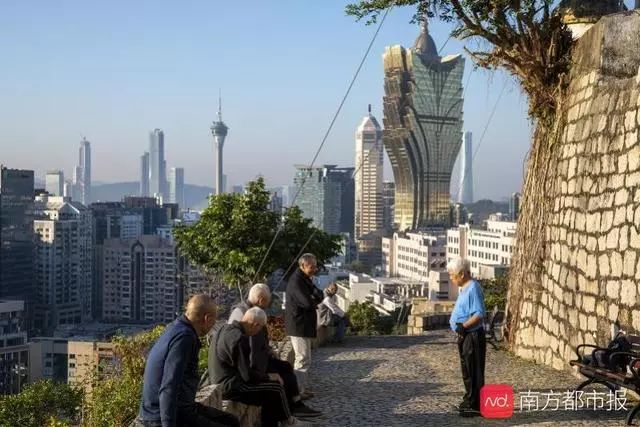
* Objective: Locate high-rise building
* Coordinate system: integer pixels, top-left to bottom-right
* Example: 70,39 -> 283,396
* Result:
383,20 -> 465,230
293,165 -> 354,235
451,203 -> 468,227
102,236 -> 179,323
354,105 -> 384,268
268,191 -> 283,215
149,129 -> 167,200
211,96 -> 229,196
45,171 -> 64,196
168,167 -> 185,207
457,132 -> 474,204
0,300 -> 28,395
140,152 -> 150,197
0,168 -> 35,325
510,192 -> 521,222
382,181 -> 395,231
33,195 -> 93,333
74,138 -> 92,205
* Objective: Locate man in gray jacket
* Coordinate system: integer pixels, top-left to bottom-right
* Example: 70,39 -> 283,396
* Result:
209,307 -> 311,427
228,283 -> 321,418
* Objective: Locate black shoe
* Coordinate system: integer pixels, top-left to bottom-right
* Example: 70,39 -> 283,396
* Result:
292,402 -> 322,418
459,408 -> 480,418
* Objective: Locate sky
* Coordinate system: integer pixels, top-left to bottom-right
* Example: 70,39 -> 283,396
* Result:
2,0 -> 614,201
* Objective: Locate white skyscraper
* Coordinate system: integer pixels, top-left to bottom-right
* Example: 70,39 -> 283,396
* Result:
211,95 -> 229,196
169,167 -> 185,207
149,129 -> 167,200
74,138 -> 91,205
45,171 -> 64,196
457,131 -> 473,205
354,105 -> 384,268
33,195 -> 93,331
140,152 -> 150,197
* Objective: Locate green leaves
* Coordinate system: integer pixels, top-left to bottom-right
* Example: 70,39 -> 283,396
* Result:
174,177 -> 341,290
0,380 -> 82,427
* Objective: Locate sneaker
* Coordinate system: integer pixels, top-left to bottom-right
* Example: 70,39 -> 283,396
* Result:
299,390 -> 315,400
292,402 -> 322,418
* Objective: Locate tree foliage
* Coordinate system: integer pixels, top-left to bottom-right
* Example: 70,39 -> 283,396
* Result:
82,326 -> 166,427
481,276 -> 508,310
174,177 -> 341,289
0,380 -> 82,427
345,0 -> 573,120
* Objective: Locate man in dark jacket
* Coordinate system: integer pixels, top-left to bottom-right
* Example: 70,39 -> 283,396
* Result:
210,307 -> 311,427
285,253 -> 323,396
139,294 -> 239,427
227,283 -> 321,418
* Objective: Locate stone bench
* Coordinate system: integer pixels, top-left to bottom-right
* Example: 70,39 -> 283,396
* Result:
129,384 -> 261,427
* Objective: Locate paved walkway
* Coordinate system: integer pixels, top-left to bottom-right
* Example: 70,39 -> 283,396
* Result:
308,332 -> 632,426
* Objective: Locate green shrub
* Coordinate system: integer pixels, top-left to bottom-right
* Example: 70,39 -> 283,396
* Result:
482,276 -> 508,310
0,380 -> 82,427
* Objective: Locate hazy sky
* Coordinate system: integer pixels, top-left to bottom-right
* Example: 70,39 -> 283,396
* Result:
4,1 -> 614,201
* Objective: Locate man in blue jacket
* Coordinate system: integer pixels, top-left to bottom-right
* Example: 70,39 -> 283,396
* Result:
448,258 -> 487,418
139,294 -> 239,427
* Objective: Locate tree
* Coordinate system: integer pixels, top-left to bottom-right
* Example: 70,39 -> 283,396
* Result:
82,326 -> 165,427
346,0 -> 581,345
481,276 -> 509,310
0,380 -> 83,427
174,177 -> 341,290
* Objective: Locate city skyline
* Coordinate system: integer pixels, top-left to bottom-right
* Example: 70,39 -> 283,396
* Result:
0,1 -> 534,201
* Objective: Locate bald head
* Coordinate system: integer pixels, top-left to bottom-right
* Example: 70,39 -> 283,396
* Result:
185,294 -> 217,336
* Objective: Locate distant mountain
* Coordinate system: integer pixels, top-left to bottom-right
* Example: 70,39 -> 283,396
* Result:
91,182 -> 214,210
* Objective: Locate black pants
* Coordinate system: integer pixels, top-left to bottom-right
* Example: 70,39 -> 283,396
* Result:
139,403 -> 239,427
457,329 -> 486,410
224,382 -> 291,427
267,357 -> 300,405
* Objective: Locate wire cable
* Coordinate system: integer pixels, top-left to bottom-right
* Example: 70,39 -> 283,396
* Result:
252,4 -> 394,283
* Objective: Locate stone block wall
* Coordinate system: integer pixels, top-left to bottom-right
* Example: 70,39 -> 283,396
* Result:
512,11 -> 640,371
407,299 -> 455,335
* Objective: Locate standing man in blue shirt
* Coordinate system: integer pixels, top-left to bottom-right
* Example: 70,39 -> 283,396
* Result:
448,258 -> 486,417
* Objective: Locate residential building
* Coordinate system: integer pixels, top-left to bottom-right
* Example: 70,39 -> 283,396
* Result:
0,168 -> 35,318
168,167 -> 185,208
45,171 -> 64,197
0,301 -> 28,395
382,232 -> 454,299
383,20 -> 465,229
140,152 -> 150,197
149,129 -> 167,200
457,131 -> 474,204
451,203 -> 469,227
446,220 -> 517,278
28,338 -> 68,384
33,195 -> 93,333
293,165 -> 354,235
67,340 -> 115,390
123,197 -> 169,235
102,236 -> 179,323
355,106 -> 384,269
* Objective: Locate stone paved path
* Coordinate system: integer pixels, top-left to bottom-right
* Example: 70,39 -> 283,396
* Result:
308,332 -> 633,426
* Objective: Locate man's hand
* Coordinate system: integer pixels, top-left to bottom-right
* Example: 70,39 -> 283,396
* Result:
455,322 -> 466,336
268,373 -> 284,385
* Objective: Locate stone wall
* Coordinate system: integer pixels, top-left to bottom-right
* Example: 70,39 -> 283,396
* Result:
512,11 -> 640,371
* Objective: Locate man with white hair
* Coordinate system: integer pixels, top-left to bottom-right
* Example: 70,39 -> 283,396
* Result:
285,253 -> 324,397
447,258 -> 487,417
210,307 -> 311,427
226,283 -> 321,418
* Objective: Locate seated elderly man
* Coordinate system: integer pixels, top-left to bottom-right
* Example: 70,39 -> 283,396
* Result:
209,307 -> 312,427
318,283 -> 349,344
228,283 -> 321,418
